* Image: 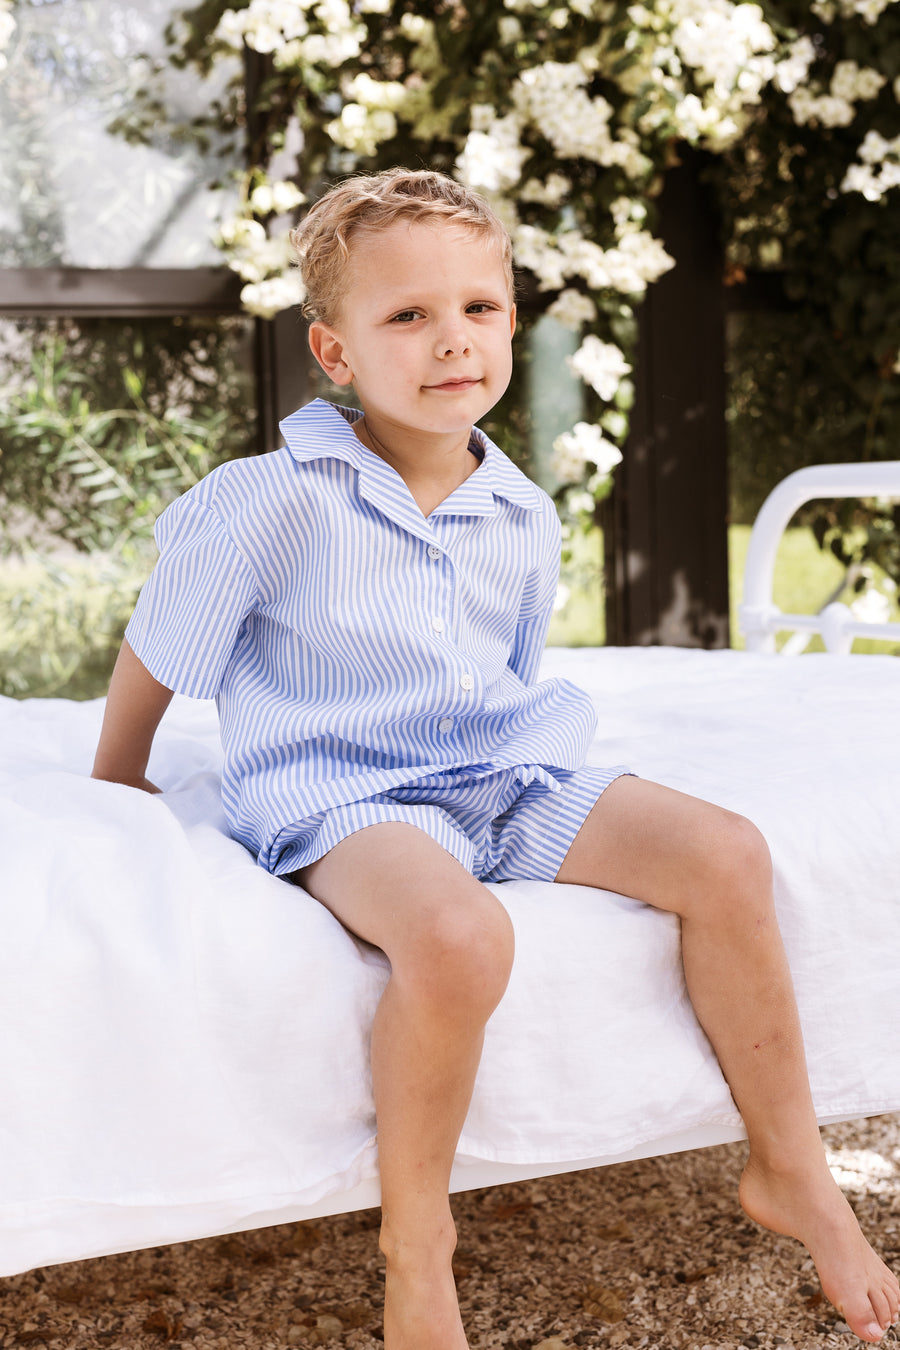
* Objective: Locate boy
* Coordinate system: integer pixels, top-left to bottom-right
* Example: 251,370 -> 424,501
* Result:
93,169 -> 898,1350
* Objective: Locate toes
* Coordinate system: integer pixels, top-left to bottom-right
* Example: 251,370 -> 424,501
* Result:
842,1285 -> 895,1344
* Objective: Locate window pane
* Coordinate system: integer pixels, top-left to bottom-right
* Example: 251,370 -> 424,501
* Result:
0,0 -> 241,268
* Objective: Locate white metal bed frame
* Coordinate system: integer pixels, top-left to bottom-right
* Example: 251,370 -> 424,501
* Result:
739,461 -> 900,654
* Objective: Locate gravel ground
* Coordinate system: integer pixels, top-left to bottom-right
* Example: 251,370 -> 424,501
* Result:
1,1116 -> 898,1350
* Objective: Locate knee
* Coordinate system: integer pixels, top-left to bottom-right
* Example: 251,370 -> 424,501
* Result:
399,888 -> 515,1021
703,810 -> 773,910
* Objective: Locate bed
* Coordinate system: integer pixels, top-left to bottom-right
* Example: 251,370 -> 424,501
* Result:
1,463 -> 898,1279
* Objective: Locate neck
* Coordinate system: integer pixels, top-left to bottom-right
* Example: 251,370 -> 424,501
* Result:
353,415 -> 481,516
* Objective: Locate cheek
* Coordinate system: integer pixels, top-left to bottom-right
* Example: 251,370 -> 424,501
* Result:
495,341 -> 514,385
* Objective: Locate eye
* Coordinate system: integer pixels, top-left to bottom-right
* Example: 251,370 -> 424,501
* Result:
466,301 -> 502,315
389,309 -> 423,324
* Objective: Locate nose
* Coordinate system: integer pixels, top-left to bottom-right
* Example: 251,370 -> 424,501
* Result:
435,320 -> 470,358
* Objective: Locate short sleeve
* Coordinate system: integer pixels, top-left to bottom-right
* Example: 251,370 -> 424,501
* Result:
125,493 -> 260,699
508,504 -> 562,686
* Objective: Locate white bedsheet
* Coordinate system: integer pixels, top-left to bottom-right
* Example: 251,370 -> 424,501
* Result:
1,646 -> 898,1276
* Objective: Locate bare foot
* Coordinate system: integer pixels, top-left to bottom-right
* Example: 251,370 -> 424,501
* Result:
740,1154 -> 900,1343
381,1233 -> 469,1350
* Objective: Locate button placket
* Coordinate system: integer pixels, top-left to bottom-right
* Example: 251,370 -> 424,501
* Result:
426,531 -> 463,739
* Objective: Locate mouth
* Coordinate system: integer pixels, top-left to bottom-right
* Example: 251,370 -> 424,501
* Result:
425,377 -> 482,392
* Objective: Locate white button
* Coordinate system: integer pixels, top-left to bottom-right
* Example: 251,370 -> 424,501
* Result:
431,616 -> 445,633
427,545 -> 441,560
459,673 -> 475,691
438,717 -> 454,733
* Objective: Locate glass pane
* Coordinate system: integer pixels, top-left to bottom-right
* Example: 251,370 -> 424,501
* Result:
0,0 -> 241,267
0,313 -> 257,697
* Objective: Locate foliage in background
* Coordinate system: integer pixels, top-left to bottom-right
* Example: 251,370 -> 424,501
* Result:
0,314 -> 256,697
100,0 -> 900,600
711,0 -> 900,584
0,552 -> 148,698
0,316 -> 256,554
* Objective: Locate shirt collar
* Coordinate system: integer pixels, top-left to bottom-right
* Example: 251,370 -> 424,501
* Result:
279,399 -> 541,516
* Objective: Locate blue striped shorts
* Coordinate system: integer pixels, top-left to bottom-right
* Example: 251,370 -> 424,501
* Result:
277,762 -> 632,883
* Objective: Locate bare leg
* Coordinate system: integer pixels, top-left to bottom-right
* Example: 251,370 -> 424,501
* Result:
299,823 -> 514,1350
557,776 -> 899,1343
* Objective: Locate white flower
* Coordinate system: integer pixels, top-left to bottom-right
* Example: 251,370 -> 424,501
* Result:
552,421 -> 623,485
842,164 -> 882,198
831,60 -> 886,102
610,197 -> 648,234
326,103 -> 397,156
850,587 -> 892,624
399,13 -> 432,41
249,180 -> 305,215
498,15 -> 523,43
816,95 -> 856,127
789,87 -> 856,128
512,224 -> 568,291
758,238 -> 783,267
301,25 -> 365,66
567,336 -> 632,402
456,116 -> 527,192
345,72 -> 407,111
240,273 -> 306,318
470,104 -> 497,133
601,409 -> 629,440
547,289 -> 598,330
512,63 -> 623,165
773,37 -> 816,95
218,216 -> 268,249
215,0 -> 317,51
214,9 -> 253,48
671,2 -> 776,102
858,129 -> 892,162
814,0 -> 896,21
602,231 -> 675,292
842,129 -> 900,199
518,173 -> 572,207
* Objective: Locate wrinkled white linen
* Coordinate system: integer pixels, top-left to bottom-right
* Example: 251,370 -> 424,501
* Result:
1,647 -> 898,1275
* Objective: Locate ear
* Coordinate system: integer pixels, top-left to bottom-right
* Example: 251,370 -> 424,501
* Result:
509,303 -> 517,339
308,322 -> 354,386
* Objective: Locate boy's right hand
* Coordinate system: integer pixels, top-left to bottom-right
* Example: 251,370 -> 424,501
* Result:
91,640 -> 174,797
91,771 -> 163,795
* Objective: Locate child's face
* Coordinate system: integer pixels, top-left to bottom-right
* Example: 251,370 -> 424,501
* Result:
309,219 -> 516,442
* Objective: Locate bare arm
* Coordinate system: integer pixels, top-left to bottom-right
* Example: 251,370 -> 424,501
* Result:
91,639 -> 175,794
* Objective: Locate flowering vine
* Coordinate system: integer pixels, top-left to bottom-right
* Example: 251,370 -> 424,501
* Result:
43,1 -> 900,540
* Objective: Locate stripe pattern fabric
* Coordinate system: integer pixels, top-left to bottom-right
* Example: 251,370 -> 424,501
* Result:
126,399 -> 615,874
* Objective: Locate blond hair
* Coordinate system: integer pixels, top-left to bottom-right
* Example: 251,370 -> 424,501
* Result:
291,168 -> 514,325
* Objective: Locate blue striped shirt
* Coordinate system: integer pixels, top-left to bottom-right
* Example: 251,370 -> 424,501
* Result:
126,399 -> 597,872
